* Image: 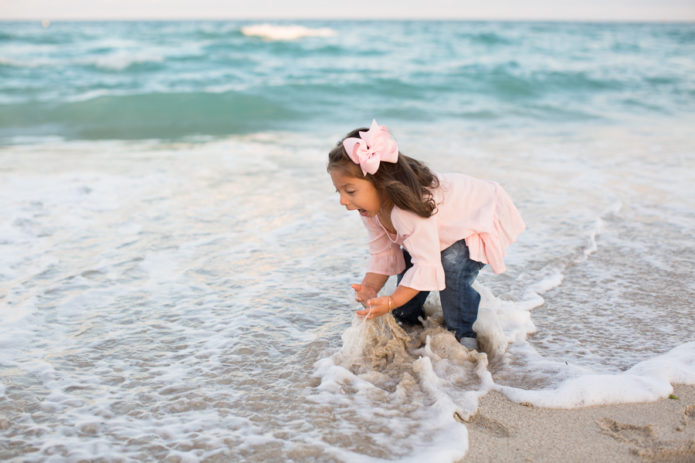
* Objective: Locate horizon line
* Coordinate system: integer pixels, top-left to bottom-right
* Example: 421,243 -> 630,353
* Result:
2,17 -> 694,23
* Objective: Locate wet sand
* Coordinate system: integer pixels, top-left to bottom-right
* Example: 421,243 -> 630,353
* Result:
464,384 -> 695,462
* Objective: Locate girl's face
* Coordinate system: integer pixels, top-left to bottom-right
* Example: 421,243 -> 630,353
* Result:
330,169 -> 382,217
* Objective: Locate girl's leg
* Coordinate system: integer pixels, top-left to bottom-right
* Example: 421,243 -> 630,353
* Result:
392,249 -> 429,326
439,240 -> 485,341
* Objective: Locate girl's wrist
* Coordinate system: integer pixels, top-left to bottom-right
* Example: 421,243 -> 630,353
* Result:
390,285 -> 418,311
361,282 -> 378,293
388,294 -> 400,311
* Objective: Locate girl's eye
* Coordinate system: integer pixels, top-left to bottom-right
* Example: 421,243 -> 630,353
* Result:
346,190 -> 355,195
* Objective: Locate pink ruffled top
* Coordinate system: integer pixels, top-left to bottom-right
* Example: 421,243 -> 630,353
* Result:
362,173 -> 525,291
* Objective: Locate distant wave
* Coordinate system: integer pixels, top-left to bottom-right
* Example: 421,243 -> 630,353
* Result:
0,57 -> 40,68
90,51 -> 165,71
0,90 -> 299,141
0,53 -> 165,71
240,24 -> 337,41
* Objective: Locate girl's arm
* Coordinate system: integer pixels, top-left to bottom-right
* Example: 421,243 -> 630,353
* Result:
352,272 -> 389,307
357,207 -> 442,319
356,284 -> 419,320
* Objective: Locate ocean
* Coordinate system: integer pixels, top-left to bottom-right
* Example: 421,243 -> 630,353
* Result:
1,20 -> 694,461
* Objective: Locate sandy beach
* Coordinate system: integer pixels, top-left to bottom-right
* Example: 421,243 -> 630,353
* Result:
464,384 -> 695,462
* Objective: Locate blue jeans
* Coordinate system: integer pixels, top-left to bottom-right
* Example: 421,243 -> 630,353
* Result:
392,239 -> 484,340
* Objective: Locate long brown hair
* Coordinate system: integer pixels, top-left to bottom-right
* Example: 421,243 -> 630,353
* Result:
327,127 -> 439,218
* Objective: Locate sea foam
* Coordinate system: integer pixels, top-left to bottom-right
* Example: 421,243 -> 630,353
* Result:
0,123 -> 692,462
240,24 -> 337,41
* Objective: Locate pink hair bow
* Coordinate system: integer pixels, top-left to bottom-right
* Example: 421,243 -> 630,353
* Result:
342,119 -> 399,176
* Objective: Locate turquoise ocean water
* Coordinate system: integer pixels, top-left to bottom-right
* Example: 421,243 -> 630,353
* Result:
1,20 -> 694,461
1,20 -> 694,142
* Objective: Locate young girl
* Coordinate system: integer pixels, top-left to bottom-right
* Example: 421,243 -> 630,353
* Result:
328,120 -> 525,350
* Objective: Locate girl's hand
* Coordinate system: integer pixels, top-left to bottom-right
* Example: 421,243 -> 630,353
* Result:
351,283 -> 377,308
356,296 -> 392,320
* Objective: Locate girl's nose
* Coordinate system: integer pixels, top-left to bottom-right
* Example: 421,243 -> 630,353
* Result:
339,194 -> 349,207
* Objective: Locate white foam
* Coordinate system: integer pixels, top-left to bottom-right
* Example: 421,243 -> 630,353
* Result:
498,342 -> 695,407
91,50 -> 164,71
577,201 -> 622,263
241,24 -> 337,41
0,43 -> 57,68
1,131 -> 693,461
0,298 -> 37,353
0,56 -> 55,68
312,313 -> 498,461
474,281 -> 541,353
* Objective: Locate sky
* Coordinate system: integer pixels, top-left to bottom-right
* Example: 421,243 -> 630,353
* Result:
1,0 -> 694,21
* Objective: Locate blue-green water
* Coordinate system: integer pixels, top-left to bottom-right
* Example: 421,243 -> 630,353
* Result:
1,20 -> 694,142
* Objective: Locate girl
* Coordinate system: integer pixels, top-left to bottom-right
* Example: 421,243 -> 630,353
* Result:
328,120 -> 525,350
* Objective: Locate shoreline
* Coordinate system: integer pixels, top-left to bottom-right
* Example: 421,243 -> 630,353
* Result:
463,384 -> 695,462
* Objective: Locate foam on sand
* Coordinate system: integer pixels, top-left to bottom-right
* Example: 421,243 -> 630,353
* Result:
498,342 -> 695,408
313,253 -> 695,460
313,310 -> 495,460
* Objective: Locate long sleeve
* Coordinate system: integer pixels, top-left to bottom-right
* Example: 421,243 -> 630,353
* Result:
464,181 -> 525,274
391,209 -> 446,291
361,216 -> 405,275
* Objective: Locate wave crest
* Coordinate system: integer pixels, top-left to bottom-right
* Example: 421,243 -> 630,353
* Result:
91,51 -> 165,71
240,24 -> 336,41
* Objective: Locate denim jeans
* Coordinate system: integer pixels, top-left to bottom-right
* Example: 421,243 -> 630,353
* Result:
392,239 -> 484,340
